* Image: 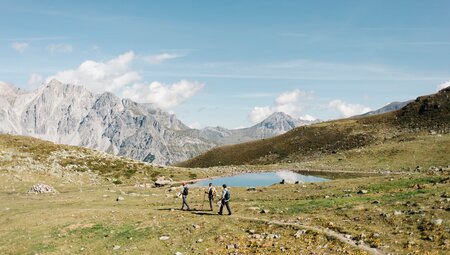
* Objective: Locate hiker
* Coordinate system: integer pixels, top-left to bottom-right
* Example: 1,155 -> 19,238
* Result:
181,183 -> 190,211
205,183 -> 217,211
219,184 -> 231,215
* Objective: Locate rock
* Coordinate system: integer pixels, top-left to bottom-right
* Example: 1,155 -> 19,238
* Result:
343,194 -> 352,198
175,252 -> 184,255
28,183 -> 57,194
431,219 -> 443,226
247,187 -> 257,191
250,234 -> 262,239
168,187 -> 176,192
113,245 -> 121,250
248,229 -> 256,234
192,224 -> 200,229
226,244 -> 236,249
357,189 -> 368,194
372,200 -> 381,204
294,230 -> 306,238
196,239 -> 203,243
155,179 -> 171,187
159,236 -> 170,241
260,209 -> 270,214
393,211 -> 403,216
116,196 -> 124,201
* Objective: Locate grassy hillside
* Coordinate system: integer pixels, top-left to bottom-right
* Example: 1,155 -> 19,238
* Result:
178,87 -> 450,169
0,134 -> 212,187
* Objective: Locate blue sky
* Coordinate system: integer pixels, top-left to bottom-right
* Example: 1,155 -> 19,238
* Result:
1,0 -> 450,128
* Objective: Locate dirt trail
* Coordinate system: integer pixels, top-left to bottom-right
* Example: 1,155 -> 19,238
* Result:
234,215 -> 385,255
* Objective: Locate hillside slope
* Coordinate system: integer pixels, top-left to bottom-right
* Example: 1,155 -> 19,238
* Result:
178,87 -> 450,169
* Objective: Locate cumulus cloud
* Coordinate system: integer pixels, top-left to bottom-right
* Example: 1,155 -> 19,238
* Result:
121,80 -> 204,110
437,81 -> 450,90
299,114 -> 317,121
28,73 -> 43,88
11,42 -> 29,53
144,53 -> 184,64
47,43 -> 73,54
43,51 -> 203,110
47,51 -> 140,93
328,99 -> 371,117
248,89 -> 314,123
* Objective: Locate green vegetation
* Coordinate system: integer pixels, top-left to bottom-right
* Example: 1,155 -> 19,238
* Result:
178,88 -> 450,169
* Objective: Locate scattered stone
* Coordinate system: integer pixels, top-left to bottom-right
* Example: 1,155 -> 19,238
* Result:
247,187 -> 257,191
357,189 -> 368,194
250,234 -> 262,239
372,200 -> 381,204
155,177 -> 171,187
113,245 -> 121,250
192,224 -> 200,229
265,233 -> 280,239
294,230 -> 306,238
260,209 -> 270,214
248,229 -> 256,234
196,239 -> 203,243
159,236 -> 170,241
226,244 -> 237,249
431,219 -> 443,226
393,211 -> 403,216
343,194 -> 352,198
168,187 -> 176,192
175,252 -> 184,255
28,183 -> 57,194
116,196 -> 124,201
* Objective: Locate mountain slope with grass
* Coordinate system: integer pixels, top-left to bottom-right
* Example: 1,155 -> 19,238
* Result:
178,87 -> 450,169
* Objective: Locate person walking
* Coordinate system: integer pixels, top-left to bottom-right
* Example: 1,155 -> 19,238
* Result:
219,184 -> 231,215
180,183 -> 190,211
205,183 -> 217,211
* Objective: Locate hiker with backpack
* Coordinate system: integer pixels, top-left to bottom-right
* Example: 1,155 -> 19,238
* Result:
205,183 -> 217,211
181,183 -> 190,211
219,184 -> 231,215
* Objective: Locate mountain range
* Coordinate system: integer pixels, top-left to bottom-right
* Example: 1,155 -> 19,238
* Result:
178,86 -> 450,168
0,80 -> 315,165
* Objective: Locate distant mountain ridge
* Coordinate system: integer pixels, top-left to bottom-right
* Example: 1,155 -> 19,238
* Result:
360,100 -> 413,116
0,80 -> 315,165
178,87 -> 450,168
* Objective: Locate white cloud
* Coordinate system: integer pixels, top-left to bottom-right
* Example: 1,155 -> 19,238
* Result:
47,43 -> 73,54
249,106 -> 274,123
44,51 -> 203,110
28,73 -> 43,88
47,51 -> 140,93
144,53 -> 184,64
121,80 -> 204,110
328,99 -> 371,117
299,114 -> 316,121
437,81 -> 450,90
248,89 -> 314,123
11,42 -> 29,53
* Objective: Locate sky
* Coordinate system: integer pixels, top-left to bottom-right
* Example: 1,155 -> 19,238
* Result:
1,0 -> 450,129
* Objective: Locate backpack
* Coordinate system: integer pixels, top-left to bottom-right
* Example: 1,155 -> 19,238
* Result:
183,186 -> 189,195
224,190 -> 230,200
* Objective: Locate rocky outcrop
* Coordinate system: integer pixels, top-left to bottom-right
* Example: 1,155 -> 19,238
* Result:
0,80 -> 315,165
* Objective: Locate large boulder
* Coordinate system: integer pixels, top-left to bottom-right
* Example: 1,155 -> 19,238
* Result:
28,183 -> 57,194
